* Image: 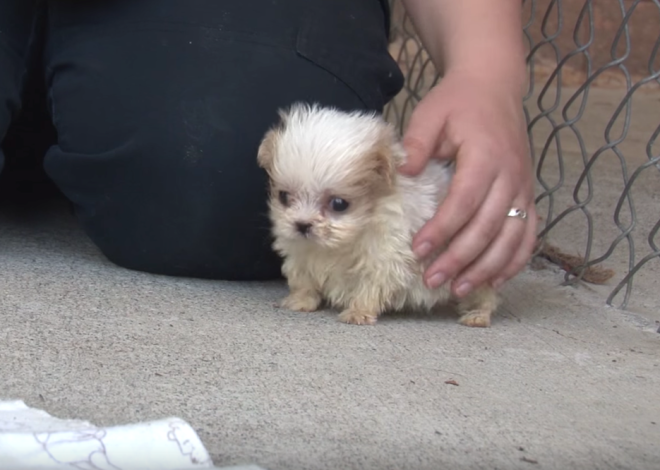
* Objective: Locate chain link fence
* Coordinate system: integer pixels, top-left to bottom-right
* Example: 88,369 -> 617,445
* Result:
385,0 -> 660,311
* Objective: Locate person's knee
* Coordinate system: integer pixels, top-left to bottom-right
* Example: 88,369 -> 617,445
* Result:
96,206 -> 283,281
44,124 -> 282,279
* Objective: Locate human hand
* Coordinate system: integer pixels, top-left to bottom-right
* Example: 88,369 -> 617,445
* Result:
398,69 -> 537,298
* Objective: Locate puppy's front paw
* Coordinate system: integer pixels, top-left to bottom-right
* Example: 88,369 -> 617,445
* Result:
458,310 -> 491,328
278,292 -> 321,312
338,309 -> 378,326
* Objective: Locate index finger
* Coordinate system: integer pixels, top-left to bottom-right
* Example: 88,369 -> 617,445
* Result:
398,99 -> 447,176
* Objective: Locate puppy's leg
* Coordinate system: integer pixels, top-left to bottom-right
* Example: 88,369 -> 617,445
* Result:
278,265 -> 322,313
279,285 -> 322,312
337,289 -> 385,326
338,305 -> 381,325
456,286 -> 499,328
280,290 -> 322,312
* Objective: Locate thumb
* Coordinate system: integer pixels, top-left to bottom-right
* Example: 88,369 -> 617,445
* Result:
398,101 -> 448,176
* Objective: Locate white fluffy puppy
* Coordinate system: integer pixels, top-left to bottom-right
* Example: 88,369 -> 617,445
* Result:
257,103 -> 498,327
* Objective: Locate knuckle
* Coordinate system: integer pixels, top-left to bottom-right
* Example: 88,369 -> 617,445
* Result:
420,223 -> 449,249
423,214 -> 461,248
478,260 -> 507,283
451,175 -> 482,203
402,135 -> 431,159
475,217 -> 503,242
463,192 -> 481,214
443,249 -> 477,274
461,261 -> 504,291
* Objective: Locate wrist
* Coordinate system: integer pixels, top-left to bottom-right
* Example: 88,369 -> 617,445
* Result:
441,21 -> 527,97
401,0 -> 527,97
444,57 -> 527,98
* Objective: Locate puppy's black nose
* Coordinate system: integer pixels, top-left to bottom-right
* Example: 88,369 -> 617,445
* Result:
295,222 -> 312,235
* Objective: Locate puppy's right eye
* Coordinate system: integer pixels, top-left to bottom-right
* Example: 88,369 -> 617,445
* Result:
278,191 -> 289,206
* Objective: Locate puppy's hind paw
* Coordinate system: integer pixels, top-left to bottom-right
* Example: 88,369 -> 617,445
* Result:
278,292 -> 322,313
456,286 -> 498,328
458,310 -> 492,328
338,309 -> 378,326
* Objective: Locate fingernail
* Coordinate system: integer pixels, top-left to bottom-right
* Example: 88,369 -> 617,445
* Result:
414,242 -> 432,259
455,282 -> 472,297
427,272 -> 446,289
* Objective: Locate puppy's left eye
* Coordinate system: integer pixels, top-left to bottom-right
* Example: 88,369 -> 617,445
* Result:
278,191 -> 289,206
329,197 -> 350,212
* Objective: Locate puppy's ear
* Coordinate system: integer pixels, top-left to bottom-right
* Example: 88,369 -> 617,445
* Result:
389,140 -> 407,168
257,127 -> 279,172
258,109 -> 291,171
370,130 -> 407,190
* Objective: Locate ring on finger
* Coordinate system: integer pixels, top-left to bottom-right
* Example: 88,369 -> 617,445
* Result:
507,207 -> 528,220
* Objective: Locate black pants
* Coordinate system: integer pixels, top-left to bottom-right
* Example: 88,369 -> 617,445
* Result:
0,0 -> 403,280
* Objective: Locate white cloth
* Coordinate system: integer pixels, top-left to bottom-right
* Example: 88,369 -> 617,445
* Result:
0,400 -> 265,470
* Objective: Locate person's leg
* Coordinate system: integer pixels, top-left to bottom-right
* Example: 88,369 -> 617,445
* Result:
0,0 -> 41,181
43,0 -> 404,280
1,2 -> 60,202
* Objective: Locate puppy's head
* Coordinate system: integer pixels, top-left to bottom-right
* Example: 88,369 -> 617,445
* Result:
257,103 -> 406,250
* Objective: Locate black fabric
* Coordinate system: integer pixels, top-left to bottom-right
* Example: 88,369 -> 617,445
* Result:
0,0 -> 404,280
0,1 -> 60,201
0,0 -> 42,175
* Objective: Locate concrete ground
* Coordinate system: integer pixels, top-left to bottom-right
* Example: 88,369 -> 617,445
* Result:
1,87 -> 659,470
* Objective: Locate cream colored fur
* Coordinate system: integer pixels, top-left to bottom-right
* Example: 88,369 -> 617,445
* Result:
257,103 -> 498,327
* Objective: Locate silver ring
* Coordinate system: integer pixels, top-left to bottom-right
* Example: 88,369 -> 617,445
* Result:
507,208 -> 528,220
